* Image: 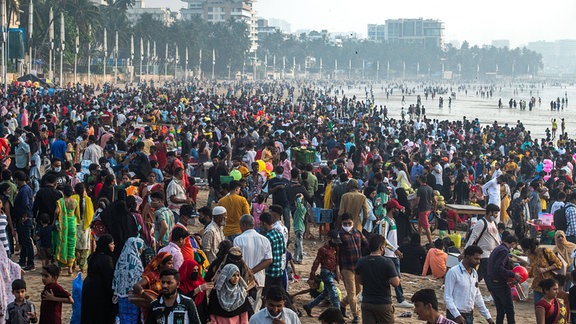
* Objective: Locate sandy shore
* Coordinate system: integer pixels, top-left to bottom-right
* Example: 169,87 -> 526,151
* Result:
15,189 -> 539,324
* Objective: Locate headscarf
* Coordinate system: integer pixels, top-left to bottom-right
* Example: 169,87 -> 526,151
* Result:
143,252 -> 172,276
0,245 -> 21,322
554,230 -> 576,265
96,234 -> 114,253
178,260 -> 206,305
214,264 -> 247,312
112,237 -> 144,297
223,247 -> 256,289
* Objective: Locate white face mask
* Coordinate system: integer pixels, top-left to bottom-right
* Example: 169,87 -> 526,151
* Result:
342,225 -> 353,232
53,167 -> 61,173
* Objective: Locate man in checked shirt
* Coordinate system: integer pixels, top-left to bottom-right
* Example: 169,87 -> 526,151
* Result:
338,213 -> 368,324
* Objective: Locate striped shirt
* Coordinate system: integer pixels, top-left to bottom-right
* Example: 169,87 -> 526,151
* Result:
0,213 -> 8,253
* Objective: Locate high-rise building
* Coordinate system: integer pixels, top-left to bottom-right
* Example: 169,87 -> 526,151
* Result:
126,0 -> 175,26
384,18 -> 444,47
367,24 -> 385,42
181,0 -> 258,51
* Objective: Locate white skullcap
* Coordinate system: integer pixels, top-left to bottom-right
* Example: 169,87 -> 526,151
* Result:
213,206 -> 227,215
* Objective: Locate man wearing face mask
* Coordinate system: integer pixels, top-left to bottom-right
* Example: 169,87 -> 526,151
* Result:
463,204 -> 501,286
338,213 -> 368,324
40,158 -> 70,190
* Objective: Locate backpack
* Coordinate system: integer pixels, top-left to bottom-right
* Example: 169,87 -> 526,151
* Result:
464,218 -> 488,246
554,206 -> 568,232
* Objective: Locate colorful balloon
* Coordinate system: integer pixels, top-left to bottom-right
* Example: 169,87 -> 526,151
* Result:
265,162 -> 273,172
230,169 -> 242,181
256,160 -> 266,172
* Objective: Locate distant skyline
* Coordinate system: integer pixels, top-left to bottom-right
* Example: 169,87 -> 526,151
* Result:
147,0 -> 576,48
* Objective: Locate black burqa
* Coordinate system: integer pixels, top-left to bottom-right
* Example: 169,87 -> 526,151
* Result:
395,187 -> 412,243
101,189 -> 139,262
81,234 -> 117,324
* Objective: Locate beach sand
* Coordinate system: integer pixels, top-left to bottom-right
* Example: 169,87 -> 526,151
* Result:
14,187 -> 540,324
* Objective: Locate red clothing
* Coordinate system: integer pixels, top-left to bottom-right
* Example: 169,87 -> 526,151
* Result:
156,142 -> 168,169
310,244 -> 338,277
40,283 -> 70,324
187,185 -> 199,204
172,223 -> 195,261
178,259 -> 206,305
535,298 -> 566,323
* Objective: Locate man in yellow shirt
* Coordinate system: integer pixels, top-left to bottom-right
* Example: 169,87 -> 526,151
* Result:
218,180 -> 250,241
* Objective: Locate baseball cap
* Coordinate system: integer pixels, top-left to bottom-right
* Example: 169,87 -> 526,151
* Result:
386,199 -> 404,210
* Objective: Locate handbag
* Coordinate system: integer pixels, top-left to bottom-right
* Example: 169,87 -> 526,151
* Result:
542,248 -> 566,278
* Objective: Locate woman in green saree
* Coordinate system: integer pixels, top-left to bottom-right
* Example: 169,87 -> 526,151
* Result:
54,184 -> 79,274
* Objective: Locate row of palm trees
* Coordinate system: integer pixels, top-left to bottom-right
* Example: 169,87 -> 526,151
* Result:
14,0 -> 253,78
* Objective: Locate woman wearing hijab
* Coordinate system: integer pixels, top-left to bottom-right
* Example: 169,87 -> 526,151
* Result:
554,230 -> 576,290
205,240 -> 233,282
81,234 -> 116,324
208,264 -> 252,324
395,187 -> 412,244
179,259 -> 212,322
0,244 -> 21,323
113,237 -> 144,324
101,189 -> 139,262
133,252 -> 174,321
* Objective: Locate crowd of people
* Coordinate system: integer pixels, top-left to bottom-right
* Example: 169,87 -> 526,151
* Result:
0,78 -> 574,324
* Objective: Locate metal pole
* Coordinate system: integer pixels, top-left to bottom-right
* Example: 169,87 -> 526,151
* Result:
1,0 -> 5,93
198,49 -> 202,79
130,34 -> 134,84
174,44 -> 178,80
74,27 -> 78,84
48,7 -> 53,80
139,37 -> 143,83
87,25 -> 91,85
185,47 -> 188,82
59,12 -> 64,87
146,39 -> 150,79
0,0 -> 8,96
28,0 -> 33,74
114,31 -> 118,84
164,43 -> 167,81
211,48 -> 215,79
103,28 -> 107,84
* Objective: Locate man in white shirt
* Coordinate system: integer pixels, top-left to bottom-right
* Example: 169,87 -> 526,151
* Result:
464,204 -> 501,285
234,214 -> 272,311
445,245 -> 495,324
249,289 -> 301,324
482,176 -> 506,223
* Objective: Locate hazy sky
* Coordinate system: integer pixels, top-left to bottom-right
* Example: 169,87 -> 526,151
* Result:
147,0 -> 576,47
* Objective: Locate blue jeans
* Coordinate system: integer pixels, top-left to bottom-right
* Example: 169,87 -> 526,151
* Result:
294,230 -> 303,262
385,257 -> 405,303
16,218 -> 34,266
306,269 -> 340,309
